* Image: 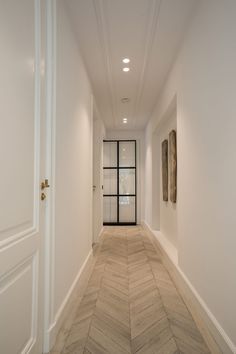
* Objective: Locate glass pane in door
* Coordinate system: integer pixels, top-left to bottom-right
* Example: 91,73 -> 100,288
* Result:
119,196 -> 136,222
103,197 -> 117,223
103,141 -> 117,167
103,169 -> 117,195
119,141 -> 135,167
119,169 -> 135,195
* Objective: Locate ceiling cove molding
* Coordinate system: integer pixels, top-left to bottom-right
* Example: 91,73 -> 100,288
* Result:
132,0 -> 162,127
92,0 -> 117,126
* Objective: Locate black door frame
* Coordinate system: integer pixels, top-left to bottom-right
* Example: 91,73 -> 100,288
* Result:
103,139 -> 137,225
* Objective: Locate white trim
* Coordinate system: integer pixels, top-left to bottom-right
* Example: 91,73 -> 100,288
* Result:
92,226 -> 104,245
34,0 -> 41,235
43,0 -> 57,352
97,226 -> 104,242
44,249 -> 93,352
145,222 -> 178,266
176,262 -> 236,354
143,221 -> 236,354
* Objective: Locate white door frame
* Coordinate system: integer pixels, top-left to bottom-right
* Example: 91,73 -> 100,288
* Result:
42,0 -> 57,352
92,106 -> 105,244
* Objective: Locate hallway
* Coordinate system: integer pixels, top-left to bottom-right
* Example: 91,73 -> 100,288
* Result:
1,1 -> 236,353
51,227 -> 209,354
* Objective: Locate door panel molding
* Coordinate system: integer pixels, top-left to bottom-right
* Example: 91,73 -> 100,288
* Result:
0,252 -> 39,354
0,0 -> 41,249
0,0 -> 44,352
0,234 -> 39,276
0,225 -> 37,250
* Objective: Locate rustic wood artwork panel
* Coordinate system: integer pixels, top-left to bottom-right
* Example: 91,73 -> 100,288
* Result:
162,139 -> 168,201
169,130 -> 177,202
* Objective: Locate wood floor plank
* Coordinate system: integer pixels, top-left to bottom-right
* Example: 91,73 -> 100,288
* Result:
88,325 -> 130,354
134,326 -> 175,354
92,313 -> 131,352
131,303 -> 167,339
51,226 -> 210,354
154,338 -> 179,354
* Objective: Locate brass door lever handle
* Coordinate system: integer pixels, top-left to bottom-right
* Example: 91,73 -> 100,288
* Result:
41,179 -> 50,190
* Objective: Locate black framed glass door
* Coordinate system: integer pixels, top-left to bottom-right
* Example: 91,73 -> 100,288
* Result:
103,140 -> 137,225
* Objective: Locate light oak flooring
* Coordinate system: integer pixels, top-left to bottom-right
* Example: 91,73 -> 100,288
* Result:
51,226 -> 211,354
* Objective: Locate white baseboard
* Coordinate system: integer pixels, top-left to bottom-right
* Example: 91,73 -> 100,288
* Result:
97,226 -> 104,242
44,249 -> 93,352
93,226 -> 104,244
143,222 -> 236,354
152,228 -> 178,266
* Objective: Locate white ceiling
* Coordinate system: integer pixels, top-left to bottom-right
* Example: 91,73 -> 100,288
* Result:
66,0 -> 197,130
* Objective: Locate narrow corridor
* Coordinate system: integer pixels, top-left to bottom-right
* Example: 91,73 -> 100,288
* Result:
51,227 -> 210,354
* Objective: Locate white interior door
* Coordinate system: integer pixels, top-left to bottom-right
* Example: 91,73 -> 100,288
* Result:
0,1 -> 45,353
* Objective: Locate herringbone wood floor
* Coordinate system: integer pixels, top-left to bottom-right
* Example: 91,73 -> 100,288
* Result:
52,226 -> 210,354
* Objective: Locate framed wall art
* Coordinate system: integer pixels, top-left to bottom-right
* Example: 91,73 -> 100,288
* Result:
169,130 -> 177,203
162,139 -> 168,201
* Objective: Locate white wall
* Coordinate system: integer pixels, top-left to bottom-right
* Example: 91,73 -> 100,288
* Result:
53,0 -> 93,329
106,130 -> 145,224
144,0 -> 236,351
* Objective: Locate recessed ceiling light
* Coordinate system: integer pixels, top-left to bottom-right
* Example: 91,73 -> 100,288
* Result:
123,67 -> 130,72
123,118 -> 128,124
122,58 -> 130,64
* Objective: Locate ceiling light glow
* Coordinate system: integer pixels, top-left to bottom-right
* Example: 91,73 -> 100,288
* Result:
122,58 -> 130,64
123,118 -> 128,124
123,67 -> 130,72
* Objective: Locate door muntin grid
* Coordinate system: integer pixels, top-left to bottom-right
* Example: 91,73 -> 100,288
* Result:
103,140 -> 137,225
